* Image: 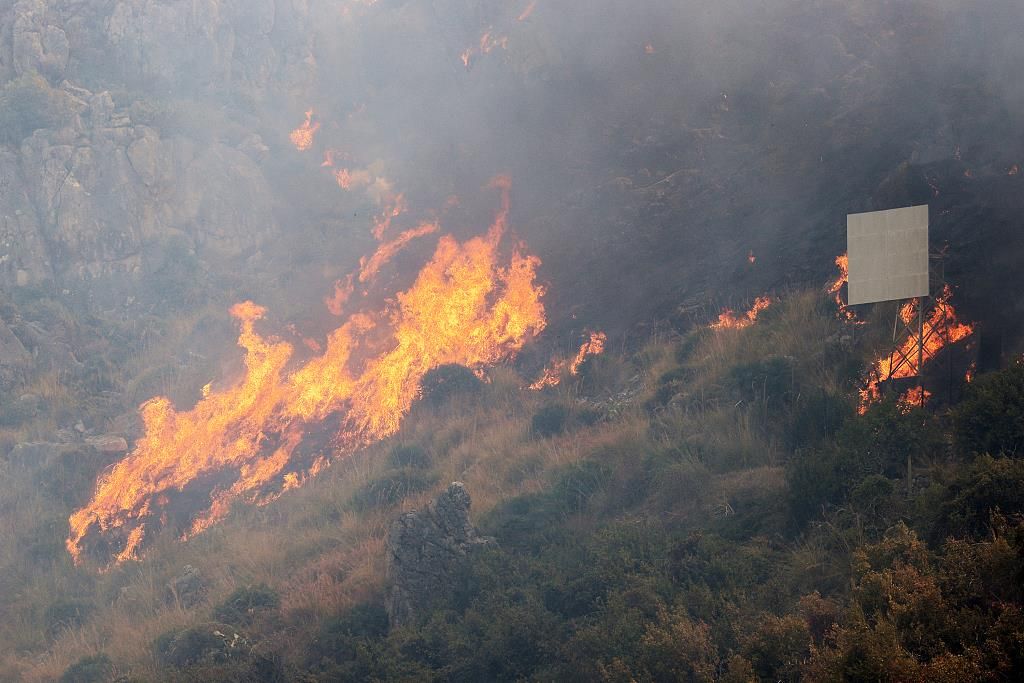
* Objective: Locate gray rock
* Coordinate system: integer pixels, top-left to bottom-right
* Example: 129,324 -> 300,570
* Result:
386,482 -> 494,627
84,434 -> 129,454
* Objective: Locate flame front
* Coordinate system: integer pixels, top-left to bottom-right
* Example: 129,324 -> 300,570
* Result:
67,180 -> 546,565
710,296 -> 773,330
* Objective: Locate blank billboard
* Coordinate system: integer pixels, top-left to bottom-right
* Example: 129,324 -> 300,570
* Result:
847,205 -> 929,305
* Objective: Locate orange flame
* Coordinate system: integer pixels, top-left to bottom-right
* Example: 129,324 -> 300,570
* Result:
827,253 -> 859,322
461,28 -> 509,68
858,285 -> 974,412
372,193 -> 407,240
359,221 -> 440,283
289,109 -> 320,151
747,250 -> 756,264
325,275 -> 354,316
518,1 -> 538,21
67,180 -> 546,565
897,386 -> 931,413
529,331 -> 608,390
710,296 -> 773,330
1009,164 -> 1020,176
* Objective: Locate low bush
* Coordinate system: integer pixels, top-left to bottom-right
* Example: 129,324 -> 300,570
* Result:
59,654 -> 113,683
0,73 -> 76,145
531,403 -> 568,437
349,470 -> 437,512
387,443 -> 431,470
213,585 -> 280,627
44,600 -> 94,638
419,364 -> 483,406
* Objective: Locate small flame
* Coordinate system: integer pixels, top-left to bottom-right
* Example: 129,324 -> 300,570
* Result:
897,386 -> 931,413
827,253 -> 858,322
518,1 -> 537,21
461,27 -> 509,68
530,331 -> 608,390
290,109 -> 320,152
747,250 -> 756,264
644,42 -> 656,55
1009,164 -> 1020,176
326,275 -> 354,316
372,193 -> 407,240
710,296 -> 773,330
358,221 -> 440,283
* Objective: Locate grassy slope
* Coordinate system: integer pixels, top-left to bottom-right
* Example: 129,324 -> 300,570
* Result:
1,287 -> 1021,681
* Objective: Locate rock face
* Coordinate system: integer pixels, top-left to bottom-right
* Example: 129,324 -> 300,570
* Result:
0,0 -> 312,300
386,482 -> 493,627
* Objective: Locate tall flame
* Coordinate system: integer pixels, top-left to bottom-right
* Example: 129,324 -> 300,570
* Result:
67,179 -> 546,565
710,296 -> 773,330
858,285 -> 974,412
828,253 -> 859,322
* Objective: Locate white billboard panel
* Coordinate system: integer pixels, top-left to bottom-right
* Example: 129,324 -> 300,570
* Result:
847,205 -> 929,305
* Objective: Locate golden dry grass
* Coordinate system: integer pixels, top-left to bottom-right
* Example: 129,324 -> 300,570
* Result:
2,287 -> 853,680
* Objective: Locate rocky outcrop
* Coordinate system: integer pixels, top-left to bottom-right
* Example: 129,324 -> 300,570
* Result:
12,0 -> 69,79
386,482 -> 494,627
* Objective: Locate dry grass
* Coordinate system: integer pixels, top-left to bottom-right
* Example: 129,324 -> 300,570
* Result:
2,287 -> 853,680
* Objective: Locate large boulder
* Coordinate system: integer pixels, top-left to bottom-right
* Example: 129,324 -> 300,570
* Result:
386,482 -> 493,627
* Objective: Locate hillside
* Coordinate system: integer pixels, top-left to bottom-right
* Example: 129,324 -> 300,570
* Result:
0,1 -> 1023,681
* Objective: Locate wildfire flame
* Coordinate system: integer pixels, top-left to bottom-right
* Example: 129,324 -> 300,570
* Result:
710,296 -> 773,330
858,285 -> 974,412
529,331 -> 608,390
827,253 -> 860,322
518,1 -> 538,21
897,386 -> 931,413
747,250 -> 756,264
359,221 -> 440,283
67,179 -> 546,565
290,109 -> 320,151
461,27 -> 509,68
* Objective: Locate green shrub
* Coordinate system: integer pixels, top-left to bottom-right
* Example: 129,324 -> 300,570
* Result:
154,623 -> 244,669
350,470 -> 437,512
646,366 -> 695,410
213,585 -> 280,627
928,456 -> 1024,541
785,391 -> 853,448
954,360 -> 1024,457
387,443 -> 431,470
532,403 -> 568,437
308,602 -> 389,667
729,356 -> 798,405
59,654 -> 113,683
0,73 -> 75,145
419,364 -> 482,406
44,600 -> 94,638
